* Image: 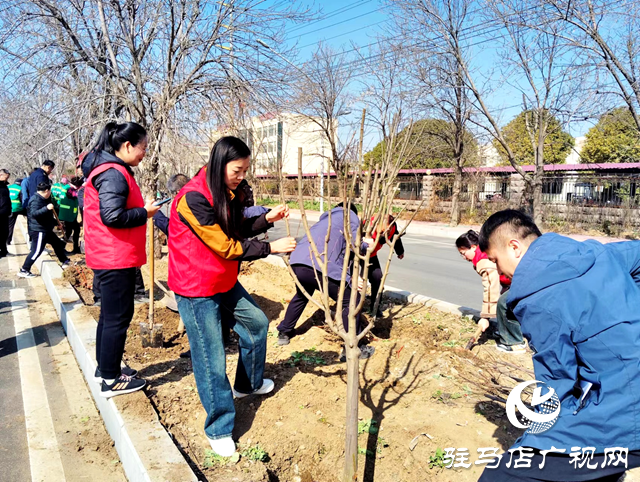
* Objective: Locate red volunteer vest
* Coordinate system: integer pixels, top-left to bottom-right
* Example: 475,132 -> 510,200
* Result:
371,217 -> 397,257
168,168 -> 239,297
84,162 -> 146,269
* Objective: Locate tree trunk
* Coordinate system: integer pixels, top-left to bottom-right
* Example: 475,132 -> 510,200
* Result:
532,141 -> 544,225
450,161 -> 463,226
343,342 -> 361,482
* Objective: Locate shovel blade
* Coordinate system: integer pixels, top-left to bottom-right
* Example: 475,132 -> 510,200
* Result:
140,322 -> 163,348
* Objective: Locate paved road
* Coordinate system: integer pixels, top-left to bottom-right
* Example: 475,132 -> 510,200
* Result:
0,231 -> 126,482
267,218 -> 483,309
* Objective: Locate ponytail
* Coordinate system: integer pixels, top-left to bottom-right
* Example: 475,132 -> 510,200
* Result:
92,122 -> 147,155
455,230 -> 480,249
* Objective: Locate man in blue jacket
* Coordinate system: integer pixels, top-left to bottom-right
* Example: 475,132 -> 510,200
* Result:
478,209 -> 640,481
277,203 -> 374,361
23,160 -> 55,209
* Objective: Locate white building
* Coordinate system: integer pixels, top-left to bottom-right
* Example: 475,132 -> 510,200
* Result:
479,135 -> 588,167
236,113 -> 333,175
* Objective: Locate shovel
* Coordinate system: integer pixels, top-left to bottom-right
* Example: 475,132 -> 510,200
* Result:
464,326 -> 484,351
140,220 -> 163,347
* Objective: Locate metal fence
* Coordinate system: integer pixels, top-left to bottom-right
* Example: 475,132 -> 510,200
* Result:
542,175 -> 639,207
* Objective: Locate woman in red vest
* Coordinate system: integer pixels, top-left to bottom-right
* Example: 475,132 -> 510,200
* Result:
168,136 -> 295,457
82,122 -> 160,398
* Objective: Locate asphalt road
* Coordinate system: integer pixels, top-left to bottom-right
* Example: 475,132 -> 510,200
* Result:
267,218 -> 483,309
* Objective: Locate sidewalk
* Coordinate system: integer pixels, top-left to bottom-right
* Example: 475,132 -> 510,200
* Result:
1,229 -> 126,482
286,209 -> 629,244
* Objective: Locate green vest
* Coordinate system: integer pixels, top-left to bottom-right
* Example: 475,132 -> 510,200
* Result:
58,196 -> 78,222
8,183 -> 22,212
51,183 -> 69,202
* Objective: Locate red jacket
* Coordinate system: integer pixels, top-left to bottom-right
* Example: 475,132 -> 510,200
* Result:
168,168 -> 239,297
84,163 -> 146,269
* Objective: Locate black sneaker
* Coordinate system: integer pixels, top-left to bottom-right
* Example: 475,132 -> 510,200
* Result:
100,374 -> 146,398
17,269 -> 36,278
94,366 -> 138,383
277,331 -> 293,346
134,295 -> 149,304
339,345 -> 376,362
93,299 -> 101,307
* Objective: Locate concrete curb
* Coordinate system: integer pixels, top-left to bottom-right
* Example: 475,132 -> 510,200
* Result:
19,221 -> 198,482
261,255 -> 480,320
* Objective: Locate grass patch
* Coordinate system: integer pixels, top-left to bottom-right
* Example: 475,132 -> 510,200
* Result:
240,444 -> 270,462
288,347 -> 326,367
358,419 -> 379,435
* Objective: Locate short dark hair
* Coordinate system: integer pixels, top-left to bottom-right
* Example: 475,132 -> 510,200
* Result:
37,182 -> 51,191
167,174 -> 189,195
479,209 -> 541,252
455,230 -> 480,249
335,201 -> 358,215
0,168 -> 9,176
42,160 -> 55,168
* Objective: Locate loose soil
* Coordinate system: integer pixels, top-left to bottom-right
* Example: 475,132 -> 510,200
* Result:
64,250 -> 536,482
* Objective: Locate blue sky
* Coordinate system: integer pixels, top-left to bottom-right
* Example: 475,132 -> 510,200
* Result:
274,0 -> 595,151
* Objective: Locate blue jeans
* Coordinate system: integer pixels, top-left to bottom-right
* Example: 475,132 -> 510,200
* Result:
496,289 -> 524,346
176,282 -> 269,440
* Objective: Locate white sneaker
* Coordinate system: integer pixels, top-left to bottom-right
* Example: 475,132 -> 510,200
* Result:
208,436 -> 236,457
232,379 -> 274,399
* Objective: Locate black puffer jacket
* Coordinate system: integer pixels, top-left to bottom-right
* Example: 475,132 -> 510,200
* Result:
0,181 -> 10,217
27,193 -> 58,232
82,151 -> 147,228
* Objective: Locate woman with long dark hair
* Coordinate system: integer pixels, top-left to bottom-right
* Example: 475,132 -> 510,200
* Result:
168,136 -> 295,457
83,122 -> 160,397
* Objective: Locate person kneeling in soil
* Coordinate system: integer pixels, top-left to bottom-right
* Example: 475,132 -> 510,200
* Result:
18,182 -> 71,277
82,122 -> 161,398
365,214 -> 404,318
478,210 -> 640,482
456,229 -> 525,353
168,136 -> 295,457
277,203 -> 375,362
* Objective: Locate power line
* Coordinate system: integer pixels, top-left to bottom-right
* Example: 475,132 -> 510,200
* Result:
287,6 -> 384,40
286,0 -> 376,34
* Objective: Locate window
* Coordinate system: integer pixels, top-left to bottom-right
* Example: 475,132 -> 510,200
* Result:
269,125 -> 276,137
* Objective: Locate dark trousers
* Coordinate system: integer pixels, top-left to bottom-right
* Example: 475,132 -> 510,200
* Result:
64,220 -> 80,251
22,230 -> 68,272
0,215 -> 8,255
278,264 -> 362,335
93,267 -> 145,302
479,447 -> 640,481
496,288 -> 524,346
367,255 -> 383,304
7,210 -> 24,246
94,268 -> 136,379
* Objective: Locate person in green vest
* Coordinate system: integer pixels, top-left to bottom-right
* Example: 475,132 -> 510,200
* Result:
59,177 -> 81,254
51,176 -> 70,203
7,176 -> 26,247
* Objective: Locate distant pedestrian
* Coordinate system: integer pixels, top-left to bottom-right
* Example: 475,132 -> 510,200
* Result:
59,177 -> 82,254
456,229 -> 525,353
0,169 -> 10,257
83,121 -> 160,398
24,160 -> 54,209
7,177 -> 26,246
18,182 -> 70,277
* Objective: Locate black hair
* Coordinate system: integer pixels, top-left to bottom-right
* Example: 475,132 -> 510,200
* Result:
0,168 -> 9,175
70,176 -> 83,188
455,230 -> 480,249
42,160 -> 55,168
479,209 -> 542,252
167,174 -> 189,195
206,136 -> 251,240
92,122 -> 147,155
37,182 -> 51,191
335,201 -> 358,215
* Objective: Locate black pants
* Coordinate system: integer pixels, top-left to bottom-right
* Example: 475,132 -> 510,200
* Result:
367,255 -> 383,304
479,448 -> 640,481
93,267 -> 145,302
64,220 -> 80,251
94,268 -> 136,379
7,210 -> 24,246
277,264 -> 362,335
22,230 -> 68,272
0,215 -> 8,255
